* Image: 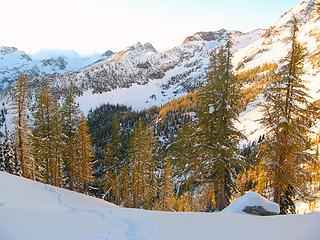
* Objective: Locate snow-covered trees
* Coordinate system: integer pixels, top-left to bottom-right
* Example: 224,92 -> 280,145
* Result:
74,115 -> 94,193
103,116 -> 123,203
0,135 -> 20,175
160,163 -> 175,211
9,79 -> 95,194
32,85 -> 64,186
12,74 -> 34,179
101,116 -> 158,209
61,84 -> 81,190
3,15 -> 320,212
129,119 -> 156,209
197,37 -> 243,210
164,38 -> 244,211
0,101 -> 21,175
258,17 -> 319,208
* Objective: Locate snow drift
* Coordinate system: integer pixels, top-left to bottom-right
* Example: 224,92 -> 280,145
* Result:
222,191 -> 280,214
0,172 -> 320,240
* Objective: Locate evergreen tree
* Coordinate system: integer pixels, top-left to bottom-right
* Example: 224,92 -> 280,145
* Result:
258,16 -> 318,209
128,119 -> 155,209
0,102 -> 20,176
315,1 -> 320,12
12,74 -> 34,179
32,85 -> 63,186
103,116 -> 123,202
170,122 -> 201,182
74,115 -> 94,193
160,163 -> 175,211
0,103 -> 5,171
121,164 -> 132,207
0,142 -> 4,171
103,116 -> 122,175
3,128 -> 20,175
174,192 -> 193,212
196,36 -> 243,210
61,83 -> 80,190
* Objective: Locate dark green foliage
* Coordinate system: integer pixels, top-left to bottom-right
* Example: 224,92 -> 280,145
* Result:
170,37 -> 244,210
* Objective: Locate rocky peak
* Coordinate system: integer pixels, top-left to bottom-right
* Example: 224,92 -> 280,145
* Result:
272,0 -> 317,31
0,46 -> 18,55
41,56 -> 68,70
182,29 -> 229,44
102,50 -> 115,57
125,42 -> 156,53
143,42 -> 157,52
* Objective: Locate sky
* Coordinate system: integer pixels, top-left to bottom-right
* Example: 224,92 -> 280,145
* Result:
0,0 -> 301,55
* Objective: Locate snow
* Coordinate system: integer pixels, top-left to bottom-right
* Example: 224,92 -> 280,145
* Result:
31,49 -> 106,72
1,172 -> 320,240
0,47 -> 112,92
74,29 -> 263,113
223,191 -> 280,214
236,95 -> 265,143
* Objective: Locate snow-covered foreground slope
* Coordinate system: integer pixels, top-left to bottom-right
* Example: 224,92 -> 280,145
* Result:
1,172 -> 320,240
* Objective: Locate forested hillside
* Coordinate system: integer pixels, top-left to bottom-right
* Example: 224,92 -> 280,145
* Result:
0,0 -> 320,214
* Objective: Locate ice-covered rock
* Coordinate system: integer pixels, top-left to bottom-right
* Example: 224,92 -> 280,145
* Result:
222,191 -> 280,215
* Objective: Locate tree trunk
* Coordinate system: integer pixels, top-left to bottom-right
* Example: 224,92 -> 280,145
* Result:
274,186 -> 282,205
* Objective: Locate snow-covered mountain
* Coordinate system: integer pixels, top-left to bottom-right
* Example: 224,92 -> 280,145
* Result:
32,1 -> 319,115
235,0 -> 320,141
234,0 -> 320,72
1,172 -> 319,240
34,29 -> 264,112
1,0 -> 319,139
0,47 -> 114,92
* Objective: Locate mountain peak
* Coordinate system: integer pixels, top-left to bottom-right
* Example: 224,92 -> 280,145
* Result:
0,46 -> 18,55
125,42 -> 156,52
102,50 -> 115,57
143,42 -> 157,52
272,0 -> 318,29
182,29 -> 230,44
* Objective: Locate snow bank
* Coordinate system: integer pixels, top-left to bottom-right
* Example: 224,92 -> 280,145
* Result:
223,191 -> 280,214
0,172 -> 319,240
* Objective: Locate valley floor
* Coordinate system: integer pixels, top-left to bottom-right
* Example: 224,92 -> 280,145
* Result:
0,172 -> 319,240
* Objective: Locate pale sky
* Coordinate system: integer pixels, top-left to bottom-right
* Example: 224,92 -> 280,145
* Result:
0,0 -> 301,55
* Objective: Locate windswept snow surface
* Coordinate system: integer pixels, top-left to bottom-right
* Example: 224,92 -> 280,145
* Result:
0,172 -> 320,240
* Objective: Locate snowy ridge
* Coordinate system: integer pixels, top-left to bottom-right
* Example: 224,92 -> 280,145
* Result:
1,0 -> 319,143
234,0 -> 319,71
32,29 -> 264,112
0,47 -> 113,92
235,0 -> 320,142
1,172 -> 320,240
53,0 -> 320,118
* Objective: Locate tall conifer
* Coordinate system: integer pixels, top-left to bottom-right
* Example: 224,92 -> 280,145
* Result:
74,115 -> 94,193
12,74 -> 34,179
258,16 -> 318,208
196,36 -> 243,210
61,83 -> 80,190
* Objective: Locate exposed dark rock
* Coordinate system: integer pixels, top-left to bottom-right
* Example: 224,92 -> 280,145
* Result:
41,56 -> 68,70
242,206 -> 279,216
102,50 -> 115,57
182,29 -> 230,44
